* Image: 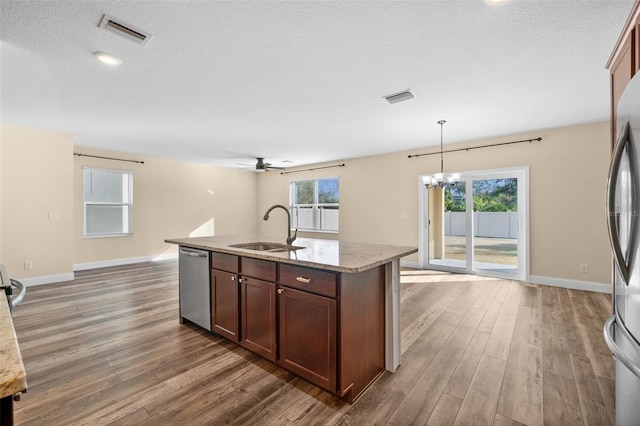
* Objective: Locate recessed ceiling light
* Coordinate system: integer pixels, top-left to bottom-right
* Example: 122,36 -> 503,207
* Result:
486,0 -> 508,4
94,51 -> 122,66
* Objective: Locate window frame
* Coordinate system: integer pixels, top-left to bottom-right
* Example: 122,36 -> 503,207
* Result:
289,177 -> 339,233
83,166 -> 134,238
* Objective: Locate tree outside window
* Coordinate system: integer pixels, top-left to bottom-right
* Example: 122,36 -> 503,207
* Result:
290,178 -> 339,232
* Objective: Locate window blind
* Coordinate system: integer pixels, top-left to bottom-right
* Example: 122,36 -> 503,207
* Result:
83,168 -> 133,237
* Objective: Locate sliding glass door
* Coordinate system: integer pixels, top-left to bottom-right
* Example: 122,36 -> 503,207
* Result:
471,176 -> 519,275
428,181 -> 468,269
421,167 -> 528,281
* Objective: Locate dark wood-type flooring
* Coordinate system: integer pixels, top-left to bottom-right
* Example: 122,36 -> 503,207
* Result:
10,261 -> 614,425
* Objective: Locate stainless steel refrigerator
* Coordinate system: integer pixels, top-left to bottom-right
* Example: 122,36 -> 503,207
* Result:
605,71 -> 640,426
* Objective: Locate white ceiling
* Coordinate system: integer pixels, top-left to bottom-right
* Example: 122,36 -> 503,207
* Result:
0,0 -> 634,169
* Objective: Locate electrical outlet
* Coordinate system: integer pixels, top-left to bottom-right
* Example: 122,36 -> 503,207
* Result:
579,264 -> 589,273
24,261 -> 33,270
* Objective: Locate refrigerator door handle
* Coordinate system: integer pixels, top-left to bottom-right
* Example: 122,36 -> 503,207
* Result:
604,315 -> 640,380
606,120 -> 632,285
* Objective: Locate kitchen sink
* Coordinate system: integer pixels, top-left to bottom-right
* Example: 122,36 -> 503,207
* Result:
228,242 -> 305,252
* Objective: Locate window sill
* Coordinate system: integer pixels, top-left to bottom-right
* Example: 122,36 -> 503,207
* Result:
296,229 -> 339,234
84,233 -> 133,239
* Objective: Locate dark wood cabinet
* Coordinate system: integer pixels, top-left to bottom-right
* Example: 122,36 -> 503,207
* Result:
278,286 -> 337,391
211,268 -> 240,342
239,257 -> 277,360
211,252 -> 240,341
279,263 -> 336,297
240,276 -> 276,361
204,251 -> 385,403
338,266 -> 385,401
608,1 -> 640,147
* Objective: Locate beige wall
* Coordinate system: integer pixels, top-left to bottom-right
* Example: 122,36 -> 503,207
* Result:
0,124 -> 74,280
73,147 -> 259,267
258,121 -> 612,285
0,124 -> 259,281
1,120 -> 612,287
0,124 -> 3,264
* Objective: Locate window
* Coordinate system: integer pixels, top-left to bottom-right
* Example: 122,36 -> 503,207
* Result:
83,167 -> 133,237
290,177 -> 339,232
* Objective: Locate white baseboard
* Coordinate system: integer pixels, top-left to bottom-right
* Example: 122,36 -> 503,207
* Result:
529,275 -> 611,293
398,261 -> 612,294
152,252 -> 179,262
73,256 -> 154,271
73,253 -> 178,272
18,255 -> 179,287
19,258 -> 611,294
19,272 -> 75,287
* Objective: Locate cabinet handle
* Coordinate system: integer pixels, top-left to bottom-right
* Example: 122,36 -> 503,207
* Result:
231,276 -> 236,281
277,288 -> 284,294
296,276 -> 311,284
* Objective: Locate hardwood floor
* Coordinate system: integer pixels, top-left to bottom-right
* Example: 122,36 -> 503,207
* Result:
10,262 -> 614,425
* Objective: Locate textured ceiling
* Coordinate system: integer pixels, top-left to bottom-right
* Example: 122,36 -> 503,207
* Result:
0,0 -> 634,169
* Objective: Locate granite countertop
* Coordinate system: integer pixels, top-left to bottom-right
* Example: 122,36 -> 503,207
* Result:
165,235 -> 417,273
0,292 -> 27,399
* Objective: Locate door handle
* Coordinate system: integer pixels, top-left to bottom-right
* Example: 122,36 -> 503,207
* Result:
604,315 -> 640,380
606,121 -> 632,285
179,249 -> 207,258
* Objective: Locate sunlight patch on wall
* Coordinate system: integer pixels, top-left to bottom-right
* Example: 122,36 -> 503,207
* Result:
189,218 -> 215,237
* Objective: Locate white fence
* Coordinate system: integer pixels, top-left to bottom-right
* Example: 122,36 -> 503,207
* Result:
445,212 -> 518,238
291,205 -> 338,231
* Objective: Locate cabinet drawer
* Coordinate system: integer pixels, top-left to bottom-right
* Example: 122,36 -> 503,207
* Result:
241,257 -> 276,281
279,264 -> 337,298
211,252 -> 239,273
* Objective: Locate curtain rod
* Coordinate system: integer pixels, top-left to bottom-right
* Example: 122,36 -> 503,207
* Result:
74,153 -> 145,164
280,163 -> 345,175
407,137 -> 542,159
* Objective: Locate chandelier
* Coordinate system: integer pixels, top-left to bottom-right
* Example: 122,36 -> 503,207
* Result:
422,120 -> 461,189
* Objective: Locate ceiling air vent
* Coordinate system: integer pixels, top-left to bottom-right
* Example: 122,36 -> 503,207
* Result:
383,89 -> 415,104
98,14 -> 152,46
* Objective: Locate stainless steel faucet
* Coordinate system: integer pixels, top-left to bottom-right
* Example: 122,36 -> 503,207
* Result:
263,204 -> 298,245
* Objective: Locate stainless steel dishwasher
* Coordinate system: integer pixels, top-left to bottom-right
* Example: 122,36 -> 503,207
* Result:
178,247 -> 211,331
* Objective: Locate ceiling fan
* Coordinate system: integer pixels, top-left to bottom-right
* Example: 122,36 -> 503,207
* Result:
237,157 -> 286,172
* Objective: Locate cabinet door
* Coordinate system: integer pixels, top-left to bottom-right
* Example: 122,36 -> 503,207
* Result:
278,286 -> 336,392
211,269 -> 239,342
240,277 -> 276,361
611,29 -> 636,147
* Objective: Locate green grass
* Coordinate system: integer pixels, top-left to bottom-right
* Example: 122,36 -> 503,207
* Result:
443,236 -> 517,265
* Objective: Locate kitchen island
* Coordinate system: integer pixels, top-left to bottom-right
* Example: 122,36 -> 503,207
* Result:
0,292 -> 27,425
165,235 -> 417,403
